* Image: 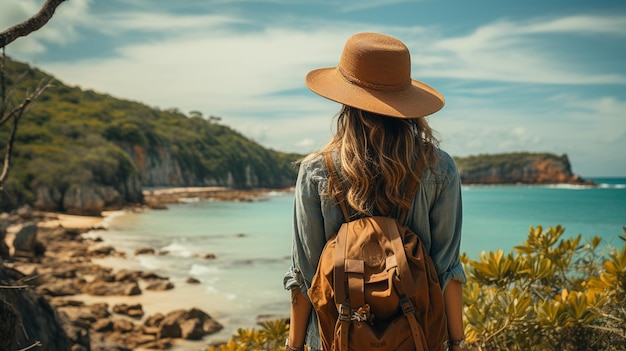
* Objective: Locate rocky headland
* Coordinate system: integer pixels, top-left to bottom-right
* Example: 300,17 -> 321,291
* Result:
455,152 -> 594,185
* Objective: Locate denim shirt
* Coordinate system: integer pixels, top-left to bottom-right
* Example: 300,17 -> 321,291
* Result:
283,148 -> 467,351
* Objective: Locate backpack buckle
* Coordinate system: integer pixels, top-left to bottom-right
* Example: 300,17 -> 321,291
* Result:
352,304 -> 372,323
399,297 -> 415,315
339,304 -> 351,321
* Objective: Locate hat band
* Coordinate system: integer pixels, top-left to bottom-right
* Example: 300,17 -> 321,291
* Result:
338,66 -> 409,92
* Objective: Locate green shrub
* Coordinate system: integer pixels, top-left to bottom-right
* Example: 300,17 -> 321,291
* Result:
207,319 -> 289,351
463,226 -> 626,350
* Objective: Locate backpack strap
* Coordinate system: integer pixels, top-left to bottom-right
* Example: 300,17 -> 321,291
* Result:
335,227 -> 354,351
387,227 -> 426,350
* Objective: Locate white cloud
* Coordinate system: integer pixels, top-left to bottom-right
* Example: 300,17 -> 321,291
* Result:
0,0 -> 41,26
429,91 -> 626,176
416,15 -> 626,85
96,12 -> 246,36
338,0 -> 416,12
523,15 -> 626,36
42,27 -> 349,114
1,0 -> 91,55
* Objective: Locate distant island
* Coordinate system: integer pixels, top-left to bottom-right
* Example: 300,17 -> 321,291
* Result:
454,152 -> 593,185
1,58 -> 594,215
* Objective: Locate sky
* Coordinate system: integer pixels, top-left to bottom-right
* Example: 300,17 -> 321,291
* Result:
1,0 -> 625,177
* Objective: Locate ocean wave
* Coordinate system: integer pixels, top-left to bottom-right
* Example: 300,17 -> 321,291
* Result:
598,183 -> 626,189
266,189 -> 293,197
136,255 -> 163,271
546,184 -> 596,190
160,241 -> 194,257
179,197 -> 201,203
189,263 -> 219,276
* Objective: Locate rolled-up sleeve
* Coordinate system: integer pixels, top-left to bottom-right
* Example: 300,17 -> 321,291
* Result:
428,153 -> 467,290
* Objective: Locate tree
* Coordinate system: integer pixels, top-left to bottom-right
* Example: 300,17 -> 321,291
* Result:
0,1 -> 68,349
0,0 -> 67,189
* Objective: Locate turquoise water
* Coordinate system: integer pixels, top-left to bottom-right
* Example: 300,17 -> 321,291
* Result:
91,179 -> 626,341
461,180 -> 626,256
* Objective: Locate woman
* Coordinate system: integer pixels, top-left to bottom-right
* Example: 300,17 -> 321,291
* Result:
283,32 -> 466,351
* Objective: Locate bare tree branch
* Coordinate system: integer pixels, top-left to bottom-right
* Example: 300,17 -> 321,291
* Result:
0,79 -> 53,185
0,48 -> 5,118
0,284 -> 30,289
0,0 -> 68,49
17,340 -> 42,351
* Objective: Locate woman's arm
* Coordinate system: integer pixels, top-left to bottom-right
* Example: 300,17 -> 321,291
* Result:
444,279 -> 466,349
428,152 -> 467,349
287,288 -> 312,350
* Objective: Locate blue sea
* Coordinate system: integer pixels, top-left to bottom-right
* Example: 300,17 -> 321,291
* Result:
88,178 -> 626,345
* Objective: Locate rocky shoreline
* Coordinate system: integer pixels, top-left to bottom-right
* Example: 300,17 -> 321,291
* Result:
0,187 -> 291,351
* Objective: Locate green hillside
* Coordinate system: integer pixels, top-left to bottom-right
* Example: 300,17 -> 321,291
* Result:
0,58 -> 301,211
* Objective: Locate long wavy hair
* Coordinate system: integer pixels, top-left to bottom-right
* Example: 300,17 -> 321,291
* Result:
314,105 -> 439,217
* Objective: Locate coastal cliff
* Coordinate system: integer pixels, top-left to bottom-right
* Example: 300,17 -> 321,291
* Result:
455,152 -> 591,185
1,58 -> 299,215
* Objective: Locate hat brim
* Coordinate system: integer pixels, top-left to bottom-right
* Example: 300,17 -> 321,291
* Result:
306,67 -> 444,119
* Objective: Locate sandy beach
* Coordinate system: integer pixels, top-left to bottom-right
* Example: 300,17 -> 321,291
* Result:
38,212 -> 111,230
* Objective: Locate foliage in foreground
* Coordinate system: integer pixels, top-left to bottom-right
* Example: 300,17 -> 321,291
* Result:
207,226 -> 626,351
463,225 -> 626,350
206,319 -> 289,351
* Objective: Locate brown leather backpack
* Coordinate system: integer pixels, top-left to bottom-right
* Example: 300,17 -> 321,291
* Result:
308,153 -> 449,351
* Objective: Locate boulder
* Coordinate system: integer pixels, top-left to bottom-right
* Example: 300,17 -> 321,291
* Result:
34,187 -> 63,212
16,204 -> 34,219
63,185 -> 106,216
90,302 -> 110,319
56,305 -> 99,329
114,269 -> 142,282
88,245 -> 116,257
145,280 -> 174,291
144,313 -> 165,328
180,318 -> 205,340
140,271 -> 168,280
92,319 -> 113,332
135,247 -> 156,255
82,281 -> 142,296
113,303 -> 144,318
12,222 -> 40,256
113,319 -> 135,333
157,308 -> 223,340
37,280 -> 82,297
139,338 -> 172,350
0,265 -> 72,350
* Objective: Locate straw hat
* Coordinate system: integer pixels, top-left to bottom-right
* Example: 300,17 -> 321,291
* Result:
306,32 -> 444,119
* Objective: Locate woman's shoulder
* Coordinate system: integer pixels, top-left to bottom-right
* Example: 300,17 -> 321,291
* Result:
298,153 -> 329,180
435,148 -> 457,169
300,152 -> 324,169
424,148 -> 459,183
